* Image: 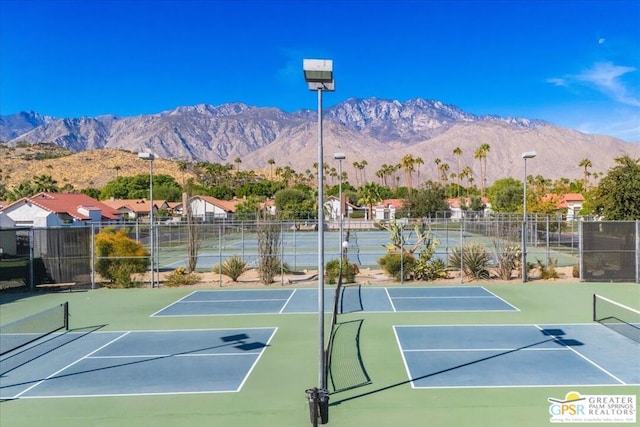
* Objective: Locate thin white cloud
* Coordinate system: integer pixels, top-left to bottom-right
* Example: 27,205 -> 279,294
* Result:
576,62 -> 640,106
546,77 -> 567,87
549,62 -> 640,107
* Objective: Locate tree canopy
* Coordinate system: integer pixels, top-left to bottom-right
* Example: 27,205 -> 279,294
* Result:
592,155 -> 640,220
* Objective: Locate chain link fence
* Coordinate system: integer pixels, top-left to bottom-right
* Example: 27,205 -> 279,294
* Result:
1,217 -> 638,290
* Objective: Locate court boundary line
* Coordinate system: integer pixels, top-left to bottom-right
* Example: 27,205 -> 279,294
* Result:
533,324 -> 627,385
150,290 -> 199,317
12,331 -> 131,399
152,287 -> 518,316
393,323 -> 639,390
8,327 -> 278,399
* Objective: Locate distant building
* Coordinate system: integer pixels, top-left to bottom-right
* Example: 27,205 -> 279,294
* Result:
447,197 -> 491,220
175,196 -> 245,222
101,198 -> 159,221
0,192 -> 122,228
373,199 -> 406,222
541,193 -> 585,220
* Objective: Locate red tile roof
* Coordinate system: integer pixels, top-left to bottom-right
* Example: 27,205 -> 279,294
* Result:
194,196 -> 245,213
102,199 -> 155,214
9,193 -> 121,220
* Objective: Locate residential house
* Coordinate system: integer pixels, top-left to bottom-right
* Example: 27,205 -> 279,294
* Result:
181,196 -> 245,222
1,192 -> 122,227
447,197 -> 491,220
102,199 -> 159,221
542,193 -> 585,221
373,199 -> 406,222
0,212 -> 17,257
324,195 -> 355,220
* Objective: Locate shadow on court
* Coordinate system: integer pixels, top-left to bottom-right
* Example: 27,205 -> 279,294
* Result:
1,329 -> 269,394
331,328 -> 583,406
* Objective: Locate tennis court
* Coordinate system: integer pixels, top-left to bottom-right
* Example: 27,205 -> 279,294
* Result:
1,328 -> 276,399
151,286 -> 517,316
1,282 -> 638,427
394,324 -> 639,389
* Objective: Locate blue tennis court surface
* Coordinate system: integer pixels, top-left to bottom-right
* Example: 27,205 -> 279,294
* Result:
0,328 -> 276,399
394,324 -> 640,389
152,286 -> 517,316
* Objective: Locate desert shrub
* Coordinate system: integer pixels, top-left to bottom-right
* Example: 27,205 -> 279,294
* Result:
448,244 -> 491,280
95,227 -> 147,288
537,258 -> 560,280
164,267 -> 201,287
257,216 -> 280,284
213,256 -> 247,282
325,258 -> 357,285
415,256 -> 448,281
493,243 -> 521,280
572,264 -> 579,278
104,263 -> 142,288
378,252 -> 416,281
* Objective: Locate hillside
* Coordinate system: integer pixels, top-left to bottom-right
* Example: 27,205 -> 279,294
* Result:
0,146 -> 196,190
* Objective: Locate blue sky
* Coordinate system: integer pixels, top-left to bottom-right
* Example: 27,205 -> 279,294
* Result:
1,0 -> 639,142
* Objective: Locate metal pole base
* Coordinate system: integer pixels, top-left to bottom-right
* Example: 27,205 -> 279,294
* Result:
306,387 -> 329,425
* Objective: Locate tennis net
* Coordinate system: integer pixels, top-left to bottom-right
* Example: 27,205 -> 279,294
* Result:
0,302 -> 69,355
593,294 -> 640,343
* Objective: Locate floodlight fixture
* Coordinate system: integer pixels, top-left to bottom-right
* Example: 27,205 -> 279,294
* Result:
334,152 -> 345,160
522,151 -> 537,159
303,59 -> 335,91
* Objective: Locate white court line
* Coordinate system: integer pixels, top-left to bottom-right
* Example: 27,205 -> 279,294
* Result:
391,296 -> 497,299
480,286 -> 521,311
403,347 -> 567,352
279,289 -> 297,313
235,327 -> 278,392
150,290 -> 199,317
384,287 -> 397,312
178,298 -> 289,303
13,331 -> 131,399
533,324 -> 628,385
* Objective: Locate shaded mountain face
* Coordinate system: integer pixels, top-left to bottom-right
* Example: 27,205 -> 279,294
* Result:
1,98 -> 638,185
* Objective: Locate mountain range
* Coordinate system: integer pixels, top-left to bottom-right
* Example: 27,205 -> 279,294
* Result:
1,98 -> 639,187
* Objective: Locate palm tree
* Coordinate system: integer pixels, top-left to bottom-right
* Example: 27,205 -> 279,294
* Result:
267,158 -> 275,178
414,156 -> 424,183
474,143 -> 491,197
438,162 -> 450,183
357,182 -> 384,221
400,154 -> 417,192
578,158 -> 592,188
461,166 -> 473,197
234,157 -> 242,173
352,160 -> 368,186
33,174 -> 59,193
453,147 -> 462,196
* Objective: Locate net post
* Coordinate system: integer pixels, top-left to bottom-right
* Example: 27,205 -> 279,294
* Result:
592,294 -> 597,322
63,301 -> 69,330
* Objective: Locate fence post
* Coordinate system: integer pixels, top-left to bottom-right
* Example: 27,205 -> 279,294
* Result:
91,223 -> 95,289
579,221 -> 584,282
636,220 -> 640,283
546,215 -> 550,266
29,228 -> 35,291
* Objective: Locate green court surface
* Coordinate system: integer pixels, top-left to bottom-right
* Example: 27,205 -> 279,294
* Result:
1,281 -> 638,427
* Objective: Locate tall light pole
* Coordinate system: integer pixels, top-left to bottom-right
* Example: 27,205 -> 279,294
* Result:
138,152 -> 155,288
521,151 -> 536,283
334,152 -> 346,275
303,58 -> 334,426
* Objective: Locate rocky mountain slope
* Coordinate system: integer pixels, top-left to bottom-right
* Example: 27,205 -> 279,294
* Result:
2,98 -> 639,187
